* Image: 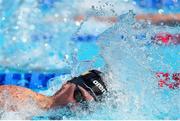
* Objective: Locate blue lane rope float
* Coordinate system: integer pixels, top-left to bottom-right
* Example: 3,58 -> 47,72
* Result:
72,34 -> 98,42
0,72 -> 66,91
72,34 -> 148,42
72,33 -> 180,45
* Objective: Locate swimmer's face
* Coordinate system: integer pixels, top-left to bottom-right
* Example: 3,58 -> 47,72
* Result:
52,83 -> 94,107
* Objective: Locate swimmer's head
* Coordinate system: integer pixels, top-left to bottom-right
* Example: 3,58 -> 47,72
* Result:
52,70 -> 107,108
68,70 -> 108,102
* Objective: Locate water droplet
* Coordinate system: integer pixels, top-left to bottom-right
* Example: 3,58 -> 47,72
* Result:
44,43 -> 49,47
158,9 -> 164,14
2,17 -> 6,21
75,21 -> 81,26
54,13 -> 59,18
65,54 -> 69,59
12,36 -> 17,41
14,26 -> 19,30
91,5 -> 95,9
30,25 -> 35,30
63,18 -> 67,22
74,48 -> 78,52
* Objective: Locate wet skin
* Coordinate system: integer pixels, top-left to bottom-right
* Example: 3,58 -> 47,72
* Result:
0,83 -> 93,113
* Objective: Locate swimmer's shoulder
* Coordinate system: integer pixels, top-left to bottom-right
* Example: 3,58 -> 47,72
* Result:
0,85 -> 53,109
0,85 -> 32,92
0,85 -> 39,98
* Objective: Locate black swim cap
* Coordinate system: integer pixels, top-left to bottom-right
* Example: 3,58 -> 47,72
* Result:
68,70 -> 107,101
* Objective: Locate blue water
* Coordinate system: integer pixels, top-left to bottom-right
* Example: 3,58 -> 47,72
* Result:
0,0 -> 179,120
134,0 -> 180,13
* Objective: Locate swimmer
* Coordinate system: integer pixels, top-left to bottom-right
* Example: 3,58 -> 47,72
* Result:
0,70 -> 107,118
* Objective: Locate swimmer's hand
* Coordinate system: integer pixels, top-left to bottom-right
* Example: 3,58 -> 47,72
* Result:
51,83 -> 94,107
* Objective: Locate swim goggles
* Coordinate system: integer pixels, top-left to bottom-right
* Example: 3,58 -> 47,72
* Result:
68,70 -> 107,103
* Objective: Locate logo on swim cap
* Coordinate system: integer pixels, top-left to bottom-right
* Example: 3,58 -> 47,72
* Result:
93,80 -> 106,93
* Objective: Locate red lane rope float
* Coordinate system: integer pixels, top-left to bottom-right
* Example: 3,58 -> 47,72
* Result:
156,72 -> 180,89
153,32 -> 180,45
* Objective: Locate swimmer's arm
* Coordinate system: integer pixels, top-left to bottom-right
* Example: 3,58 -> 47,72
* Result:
0,85 -> 53,110
135,14 -> 180,25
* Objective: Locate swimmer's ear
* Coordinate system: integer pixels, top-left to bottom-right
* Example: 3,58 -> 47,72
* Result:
77,86 -> 94,101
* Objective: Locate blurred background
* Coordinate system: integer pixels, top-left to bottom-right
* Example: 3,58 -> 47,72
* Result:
0,0 -> 179,119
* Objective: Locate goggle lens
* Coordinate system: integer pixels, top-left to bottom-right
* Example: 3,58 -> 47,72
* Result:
74,86 -> 85,103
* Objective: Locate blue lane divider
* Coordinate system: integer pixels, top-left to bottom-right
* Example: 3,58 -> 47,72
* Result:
0,73 -> 5,85
72,34 -> 148,42
72,34 -> 98,42
0,72 -> 67,91
31,33 -> 146,43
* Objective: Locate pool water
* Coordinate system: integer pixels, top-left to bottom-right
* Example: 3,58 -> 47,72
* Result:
0,0 -> 179,120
